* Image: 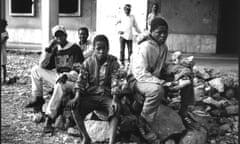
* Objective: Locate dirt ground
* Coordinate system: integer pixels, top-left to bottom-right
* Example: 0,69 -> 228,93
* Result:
1,52 -> 76,144
1,52 -> 239,144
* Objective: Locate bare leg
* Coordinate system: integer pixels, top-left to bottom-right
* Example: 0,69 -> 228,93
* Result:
72,109 -> 91,144
109,116 -> 118,144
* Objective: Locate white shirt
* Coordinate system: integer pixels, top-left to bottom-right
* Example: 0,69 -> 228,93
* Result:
130,37 -> 168,84
117,14 -> 141,40
78,40 -> 93,58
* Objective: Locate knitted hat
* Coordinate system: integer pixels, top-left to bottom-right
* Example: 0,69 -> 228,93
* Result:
51,25 -> 66,36
150,17 -> 168,32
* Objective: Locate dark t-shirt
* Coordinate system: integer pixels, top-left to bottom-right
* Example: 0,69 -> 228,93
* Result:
46,43 -> 84,73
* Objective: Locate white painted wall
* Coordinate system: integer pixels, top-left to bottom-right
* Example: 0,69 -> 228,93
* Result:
96,0 -> 147,58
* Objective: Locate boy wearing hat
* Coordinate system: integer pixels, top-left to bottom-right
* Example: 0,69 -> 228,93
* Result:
25,25 -> 84,125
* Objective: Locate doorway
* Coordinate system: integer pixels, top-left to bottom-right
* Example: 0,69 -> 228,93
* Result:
217,0 -> 239,54
96,0 -> 147,58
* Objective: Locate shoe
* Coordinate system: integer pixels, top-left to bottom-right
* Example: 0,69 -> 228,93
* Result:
32,112 -> 45,123
67,127 -> 80,137
25,97 -> 45,109
181,113 -> 201,130
64,116 -> 75,129
137,116 -> 158,143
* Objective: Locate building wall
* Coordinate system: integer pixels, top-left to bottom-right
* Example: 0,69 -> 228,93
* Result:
148,0 -> 219,53
6,0 -> 219,54
6,0 -> 96,46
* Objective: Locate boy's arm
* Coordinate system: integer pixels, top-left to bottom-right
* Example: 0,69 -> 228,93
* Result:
146,14 -> 152,30
131,44 -> 165,84
67,65 -> 88,109
110,59 -> 121,99
110,59 -> 122,113
74,64 -> 89,101
133,16 -> 141,34
39,40 -> 58,68
116,17 -> 124,35
65,44 -> 85,81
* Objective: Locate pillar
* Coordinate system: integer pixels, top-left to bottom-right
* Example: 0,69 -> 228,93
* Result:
41,0 -> 59,49
0,0 -> 5,19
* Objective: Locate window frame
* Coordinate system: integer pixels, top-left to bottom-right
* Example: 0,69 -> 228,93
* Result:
59,0 -> 82,17
9,0 -> 35,17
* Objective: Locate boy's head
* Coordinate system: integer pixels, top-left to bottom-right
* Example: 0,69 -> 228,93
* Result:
52,25 -> 67,45
150,17 -> 168,45
78,27 -> 89,44
93,34 -> 109,61
152,3 -> 159,13
124,4 -> 131,15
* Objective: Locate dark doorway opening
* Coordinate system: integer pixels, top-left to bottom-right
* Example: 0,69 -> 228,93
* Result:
217,0 -> 239,54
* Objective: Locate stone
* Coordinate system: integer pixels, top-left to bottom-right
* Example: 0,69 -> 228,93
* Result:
221,76 -> 234,88
165,139 -> 176,144
150,104 -> 186,140
194,86 -> 205,101
210,109 -> 227,117
202,97 -> 228,108
179,127 -> 207,144
219,123 -> 232,134
84,120 -> 110,142
224,88 -> 235,99
195,69 -> 211,80
225,105 -> 238,115
208,78 -> 224,93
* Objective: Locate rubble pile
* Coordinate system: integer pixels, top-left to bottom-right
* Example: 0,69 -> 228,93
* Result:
192,68 -> 238,144
43,52 -> 239,144
167,52 -> 239,144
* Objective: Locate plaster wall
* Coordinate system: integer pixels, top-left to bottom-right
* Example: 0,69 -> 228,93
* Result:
148,0 -> 219,53
6,0 -> 96,45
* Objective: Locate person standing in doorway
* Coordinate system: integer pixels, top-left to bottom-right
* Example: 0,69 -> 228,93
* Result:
146,3 -> 164,31
0,19 -> 9,83
25,25 -> 84,125
116,4 -> 141,66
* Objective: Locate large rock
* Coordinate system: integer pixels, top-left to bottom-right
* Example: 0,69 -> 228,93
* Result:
83,104 -> 186,143
150,104 -> 186,140
208,78 -> 224,93
179,127 -> 207,144
225,105 -> 239,115
85,120 -> 110,142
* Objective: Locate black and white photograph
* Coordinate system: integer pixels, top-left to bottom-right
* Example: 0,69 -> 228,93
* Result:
1,0 -> 239,143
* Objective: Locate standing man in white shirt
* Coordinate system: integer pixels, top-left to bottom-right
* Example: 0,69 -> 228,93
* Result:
116,4 -> 141,66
